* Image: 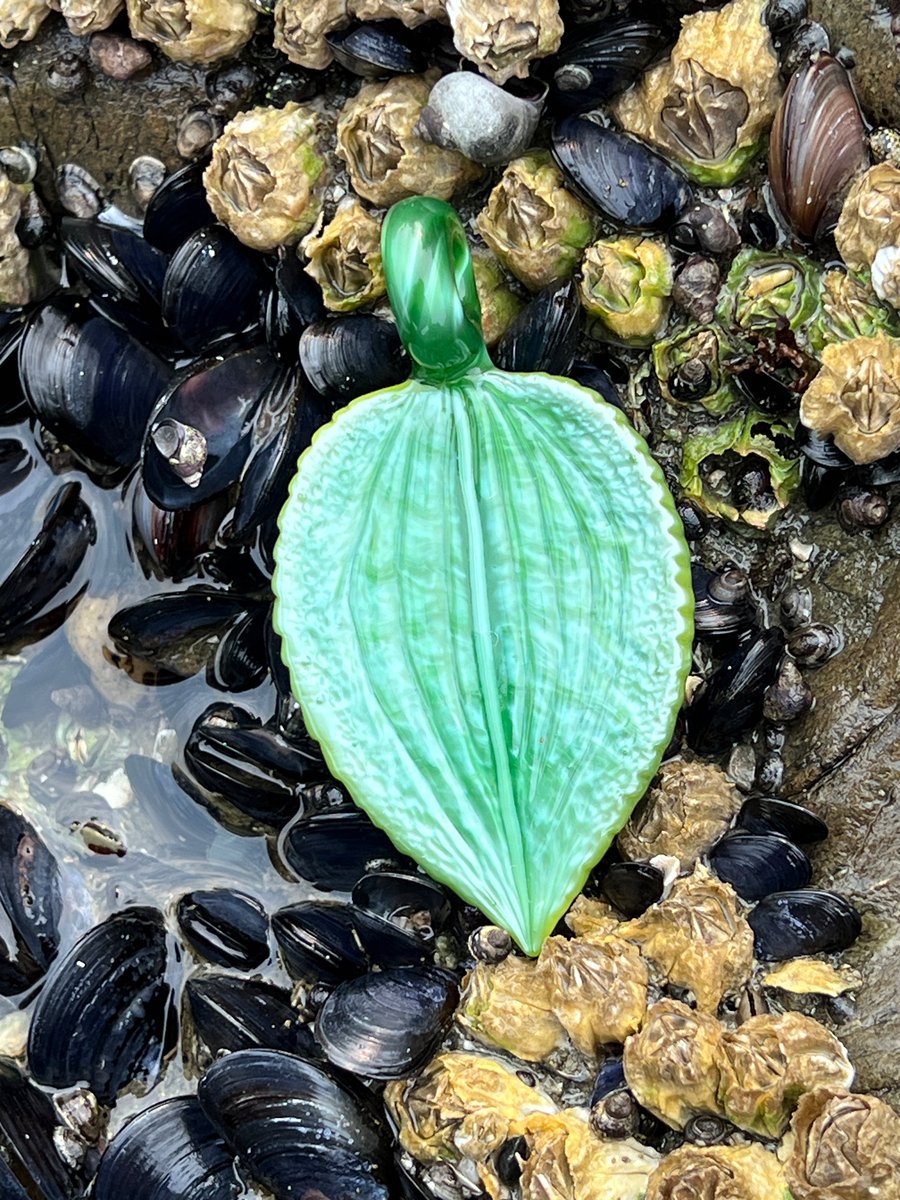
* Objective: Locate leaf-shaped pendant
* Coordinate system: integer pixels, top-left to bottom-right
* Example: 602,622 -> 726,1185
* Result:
274,198 -> 693,954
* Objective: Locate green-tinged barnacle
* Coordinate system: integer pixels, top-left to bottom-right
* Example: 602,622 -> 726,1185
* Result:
0,0 -> 50,47
799,334 -> 900,465
475,153 -> 595,292
204,104 -> 330,252
680,409 -> 801,529
623,999 -> 723,1130
520,1109 -> 660,1200
304,199 -> 385,313
785,1087 -> 900,1200
446,0 -> 564,85
336,72 -> 482,209
579,236 -> 673,346
615,865 -> 753,1012
834,163 -> 900,273
0,172 -> 32,308
716,247 -> 821,342
613,0 -> 781,185
808,268 -> 900,354
536,934 -> 649,1056
274,0 -> 347,70
126,0 -> 256,63
653,325 -> 737,415
470,247 -> 524,346
618,760 -> 742,869
457,954 -> 567,1062
644,1143 -> 790,1200
59,0 -> 122,35
715,1013 -> 854,1138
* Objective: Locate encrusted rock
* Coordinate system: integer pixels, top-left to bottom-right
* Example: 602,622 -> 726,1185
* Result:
126,0 -> 257,64
446,0 -> 563,85
89,32 -> 153,79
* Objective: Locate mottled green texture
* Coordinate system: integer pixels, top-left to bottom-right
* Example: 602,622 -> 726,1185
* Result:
717,248 -> 822,343
273,198 -> 693,954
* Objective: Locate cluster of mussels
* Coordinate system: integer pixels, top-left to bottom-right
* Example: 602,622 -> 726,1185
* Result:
1,0 -> 900,1195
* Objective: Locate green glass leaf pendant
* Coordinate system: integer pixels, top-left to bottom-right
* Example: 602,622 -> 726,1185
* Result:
273,197 -> 693,955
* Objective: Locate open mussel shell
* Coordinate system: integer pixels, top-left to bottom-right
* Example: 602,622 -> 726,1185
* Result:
686,627 -> 786,755
142,349 -> 293,511
749,889 -> 862,960
352,870 -> 453,939
552,117 -> 692,228
0,1057 -> 89,1200
93,1096 -> 239,1200
547,17 -> 670,114
278,807 -> 412,890
0,805 -> 61,981
315,966 -> 458,1079
143,160 -> 216,254
272,900 -> 427,985
492,279 -> 580,375
61,216 -> 168,309
20,299 -> 172,471
197,1049 -> 394,1200
737,796 -> 828,844
709,831 -> 811,901
27,906 -> 175,1104
161,226 -> 266,351
769,53 -> 868,241
185,973 -> 319,1060
0,482 -> 95,655
176,888 -> 269,970
299,315 -> 410,403
600,859 -> 665,916
326,20 -> 425,77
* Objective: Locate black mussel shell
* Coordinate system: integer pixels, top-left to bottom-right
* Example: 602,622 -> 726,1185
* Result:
692,564 -> 757,643
326,20 -> 425,77
0,482 -> 95,654
0,1057 -> 89,1200
552,117 -> 692,227
278,807 -> 411,890
161,226 -> 266,351
142,349 -> 292,511
264,254 -> 328,360
207,607 -> 269,692
20,299 -> 172,470
176,889 -> 269,970
143,161 -> 216,254
184,703 -> 325,827
185,973 -> 319,1060
299,315 -> 410,403
61,217 -> 168,309
590,1055 -> 626,1104
492,280 -> 580,375
709,831 -> 811,901
547,18 -> 670,113
352,870 -> 453,939
686,627 -> 786,754
769,53 -> 867,241
568,359 -> 624,408
27,906 -> 175,1103
315,966 -> 458,1079
272,900 -> 428,985
749,889 -> 862,960
198,1049 -> 393,1200
737,797 -> 828,844
131,477 -> 229,581
107,591 -> 261,685
0,806 -> 61,981
600,860 -> 665,917
0,310 -> 28,422
796,425 -> 855,471
93,1096 -> 239,1200
801,457 -> 843,510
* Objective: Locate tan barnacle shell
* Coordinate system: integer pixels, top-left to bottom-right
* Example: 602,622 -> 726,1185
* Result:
715,1013 -> 854,1138
457,954 -> 567,1062
623,999 -> 722,1130
835,163 -> 900,272
871,245 -> 900,311
446,0 -> 563,85
763,957 -> 862,997
578,236 -> 673,345
618,760 -> 741,868
304,199 -> 385,313
475,152 -> 595,292
0,172 -> 32,309
0,0 -> 51,48
520,1109 -> 660,1200
799,334 -> 900,466
565,895 -> 621,938
126,0 -> 257,63
470,247 -> 523,346
784,1087 -> 900,1200
59,0 -> 122,35
351,0 -> 445,25
274,0 -> 348,70
204,104 -> 330,252
536,935 -> 649,1057
616,865 -> 753,1012
613,0 -> 781,186
643,1143 -> 789,1200
336,72 -> 482,209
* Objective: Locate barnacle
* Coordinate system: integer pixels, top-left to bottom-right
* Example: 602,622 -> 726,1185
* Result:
808,268 -> 900,354
0,0 -> 51,47
716,247 -> 821,343
623,999 -> 722,1129
871,245 -> 900,311
446,0 -> 564,85
470,247 -> 524,346
834,163 -> 900,272
0,173 -> 32,308
653,325 -> 737,415
644,1143 -> 789,1200
59,0 -> 122,35
763,957 -> 862,997
578,236 -> 673,345
618,760 -> 741,867
457,954 -> 567,1062
784,1087 -> 900,1200
520,1109 -> 660,1200
126,0 -> 256,63
274,0 -> 347,70
304,199 -> 385,313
